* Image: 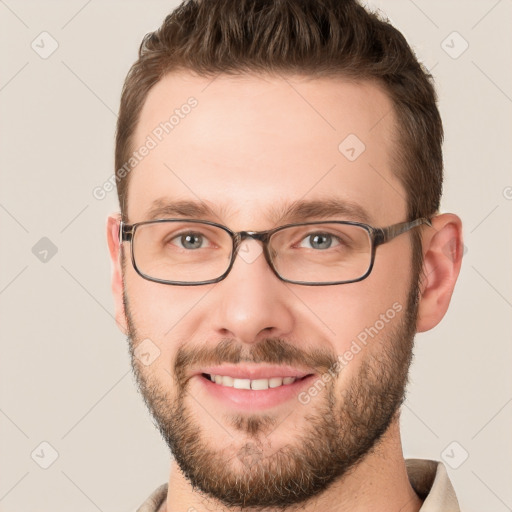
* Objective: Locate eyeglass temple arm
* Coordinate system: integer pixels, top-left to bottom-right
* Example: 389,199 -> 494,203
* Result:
119,221 -> 133,244
374,217 -> 432,245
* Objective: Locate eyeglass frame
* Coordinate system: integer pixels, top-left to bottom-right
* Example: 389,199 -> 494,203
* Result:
119,216 -> 432,286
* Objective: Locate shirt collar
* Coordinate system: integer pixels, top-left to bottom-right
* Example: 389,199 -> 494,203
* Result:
406,458 -> 461,511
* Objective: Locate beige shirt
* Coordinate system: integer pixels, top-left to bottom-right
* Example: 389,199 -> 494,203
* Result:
136,459 -> 460,512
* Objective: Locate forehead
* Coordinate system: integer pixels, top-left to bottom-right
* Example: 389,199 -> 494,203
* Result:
127,72 -> 407,228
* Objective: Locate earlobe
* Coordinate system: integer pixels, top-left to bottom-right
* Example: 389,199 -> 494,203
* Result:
416,213 -> 464,333
107,214 -> 128,334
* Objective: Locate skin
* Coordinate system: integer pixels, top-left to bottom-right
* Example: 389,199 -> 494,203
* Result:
107,72 -> 463,512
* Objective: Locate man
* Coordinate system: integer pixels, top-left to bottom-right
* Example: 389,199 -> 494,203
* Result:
107,0 -> 464,510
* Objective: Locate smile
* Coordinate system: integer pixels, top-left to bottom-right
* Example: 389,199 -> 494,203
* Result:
197,373 -> 317,410
203,373 -> 311,390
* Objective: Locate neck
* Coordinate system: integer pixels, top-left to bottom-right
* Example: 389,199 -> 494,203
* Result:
160,419 -> 422,512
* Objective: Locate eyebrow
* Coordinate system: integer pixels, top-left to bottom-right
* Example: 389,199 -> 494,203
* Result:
144,197 -> 373,226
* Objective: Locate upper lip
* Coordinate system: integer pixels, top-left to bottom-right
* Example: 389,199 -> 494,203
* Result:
194,365 -> 316,380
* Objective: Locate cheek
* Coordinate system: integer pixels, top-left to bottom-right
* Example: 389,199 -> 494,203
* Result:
367,233 -> 415,299
123,266 -> 208,364
293,244 -> 412,357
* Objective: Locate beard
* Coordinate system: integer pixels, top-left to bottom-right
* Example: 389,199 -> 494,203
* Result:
125,279 -> 420,511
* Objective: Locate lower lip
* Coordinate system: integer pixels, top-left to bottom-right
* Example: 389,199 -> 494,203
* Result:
195,374 -> 316,411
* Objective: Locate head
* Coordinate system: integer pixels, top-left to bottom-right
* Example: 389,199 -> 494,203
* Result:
107,0 -> 463,509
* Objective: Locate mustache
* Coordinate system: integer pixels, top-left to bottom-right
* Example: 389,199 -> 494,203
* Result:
174,337 -> 339,386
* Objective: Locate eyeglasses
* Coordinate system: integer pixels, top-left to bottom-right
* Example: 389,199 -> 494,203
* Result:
119,217 -> 432,286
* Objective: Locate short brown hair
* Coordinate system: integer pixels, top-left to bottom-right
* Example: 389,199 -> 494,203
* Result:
115,0 -> 443,284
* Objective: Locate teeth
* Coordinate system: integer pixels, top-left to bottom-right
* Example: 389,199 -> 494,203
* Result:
233,378 -> 251,389
208,374 -> 299,389
269,377 -> 284,388
251,379 -> 268,390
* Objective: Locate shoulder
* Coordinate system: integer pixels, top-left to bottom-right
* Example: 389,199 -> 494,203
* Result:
136,483 -> 168,512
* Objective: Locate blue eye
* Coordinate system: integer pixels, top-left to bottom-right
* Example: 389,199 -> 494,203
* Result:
299,233 -> 341,250
172,232 -> 208,250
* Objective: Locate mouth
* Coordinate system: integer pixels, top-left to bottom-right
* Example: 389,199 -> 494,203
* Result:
201,372 -> 313,390
194,371 -> 317,410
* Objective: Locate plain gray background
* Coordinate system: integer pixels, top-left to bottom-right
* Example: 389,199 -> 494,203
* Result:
1,1 -> 511,511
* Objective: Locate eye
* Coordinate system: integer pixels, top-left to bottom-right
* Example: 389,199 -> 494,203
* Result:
170,231 -> 209,250
298,232 -> 341,250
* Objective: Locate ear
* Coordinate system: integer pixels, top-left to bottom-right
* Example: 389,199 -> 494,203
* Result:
416,213 -> 464,333
107,214 -> 128,334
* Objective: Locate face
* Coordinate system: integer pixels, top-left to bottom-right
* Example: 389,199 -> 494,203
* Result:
117,72 -> 422,509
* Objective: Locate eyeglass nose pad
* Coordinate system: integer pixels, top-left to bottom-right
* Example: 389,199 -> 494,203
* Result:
236,236 -> 265,265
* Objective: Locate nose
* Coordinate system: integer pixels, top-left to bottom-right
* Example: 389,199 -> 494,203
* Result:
210,238 -> 295,345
